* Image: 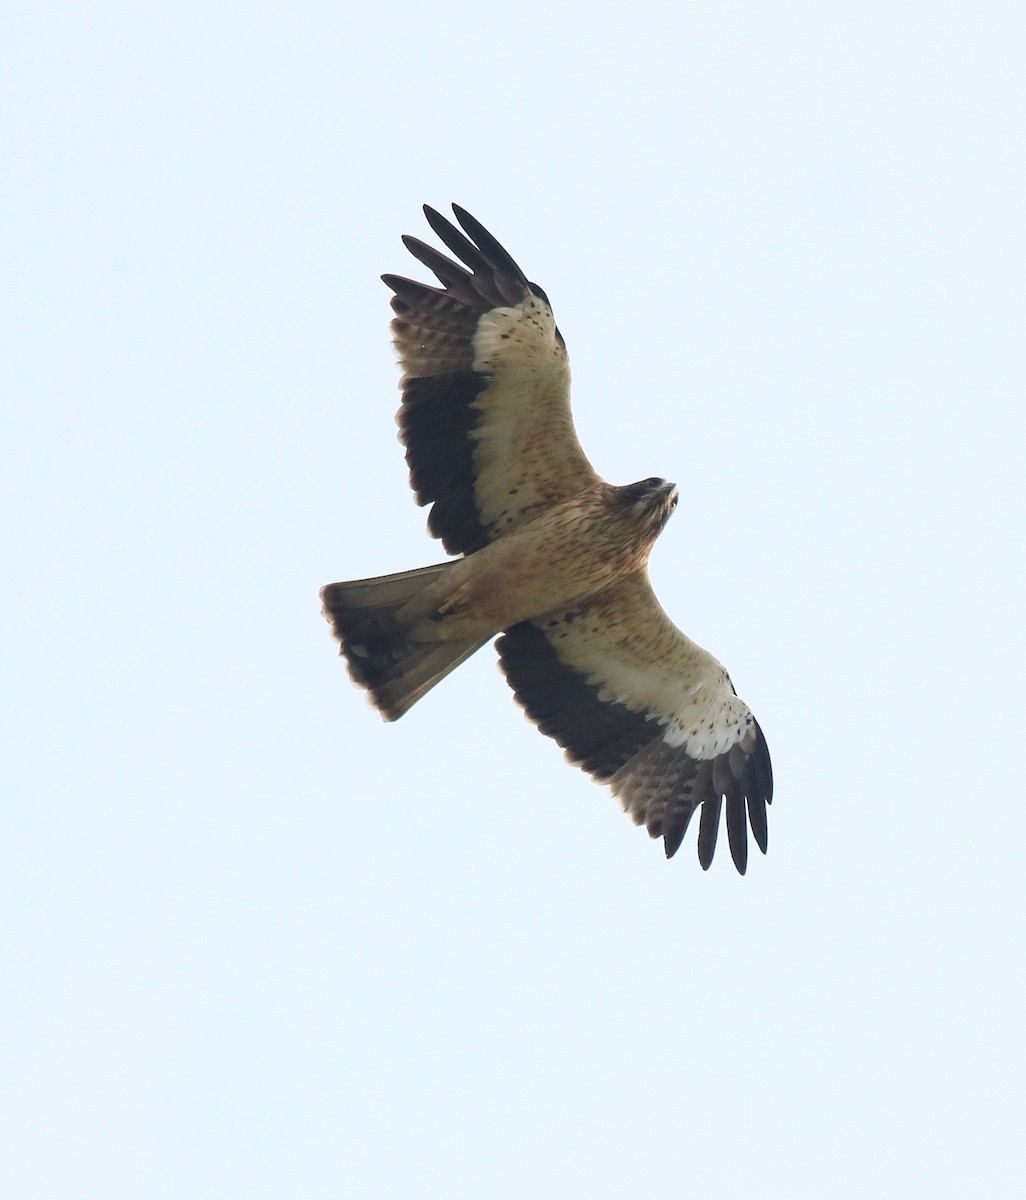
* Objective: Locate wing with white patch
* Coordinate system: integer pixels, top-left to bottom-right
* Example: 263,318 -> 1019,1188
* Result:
496,575 -> 773,872
383,205 -> 601,556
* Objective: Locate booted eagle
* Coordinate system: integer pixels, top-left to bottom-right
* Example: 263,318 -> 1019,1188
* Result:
322,205 -> 772,872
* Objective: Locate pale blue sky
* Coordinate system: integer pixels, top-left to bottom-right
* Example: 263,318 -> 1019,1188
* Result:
3,2 -> 1025,1197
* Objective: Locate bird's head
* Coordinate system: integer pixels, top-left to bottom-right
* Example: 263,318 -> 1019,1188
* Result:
618,477 -> 679,533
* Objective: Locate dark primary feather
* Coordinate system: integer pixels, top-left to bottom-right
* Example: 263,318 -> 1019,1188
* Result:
420,207 -> 527,305
400,236 -> 500,308
448,204 -> 532,286
497,620 -> 773,873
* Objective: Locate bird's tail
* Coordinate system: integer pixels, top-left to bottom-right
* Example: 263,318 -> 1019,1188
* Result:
320,562 -> 488,720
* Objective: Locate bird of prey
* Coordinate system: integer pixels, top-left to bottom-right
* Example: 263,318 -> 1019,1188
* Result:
321,205 -> 772,872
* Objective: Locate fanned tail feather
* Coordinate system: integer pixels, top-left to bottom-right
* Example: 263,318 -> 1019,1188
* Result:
320,563 -> 486,720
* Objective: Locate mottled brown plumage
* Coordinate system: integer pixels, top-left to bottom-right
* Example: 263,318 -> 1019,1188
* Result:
322,205 -> 772,871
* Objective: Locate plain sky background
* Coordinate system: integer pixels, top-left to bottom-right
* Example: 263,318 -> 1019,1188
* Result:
3,2 -> 1025,1197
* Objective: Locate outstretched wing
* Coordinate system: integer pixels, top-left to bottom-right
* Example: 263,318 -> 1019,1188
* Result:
383,205 -> 601,556
496,575 -> 773,873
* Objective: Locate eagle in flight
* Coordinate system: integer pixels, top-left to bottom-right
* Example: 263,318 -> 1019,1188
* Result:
322,205 -> 773,872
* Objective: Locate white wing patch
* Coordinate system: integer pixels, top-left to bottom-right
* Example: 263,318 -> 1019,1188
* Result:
660,692 -> 756,759
471,294 -> 562,376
